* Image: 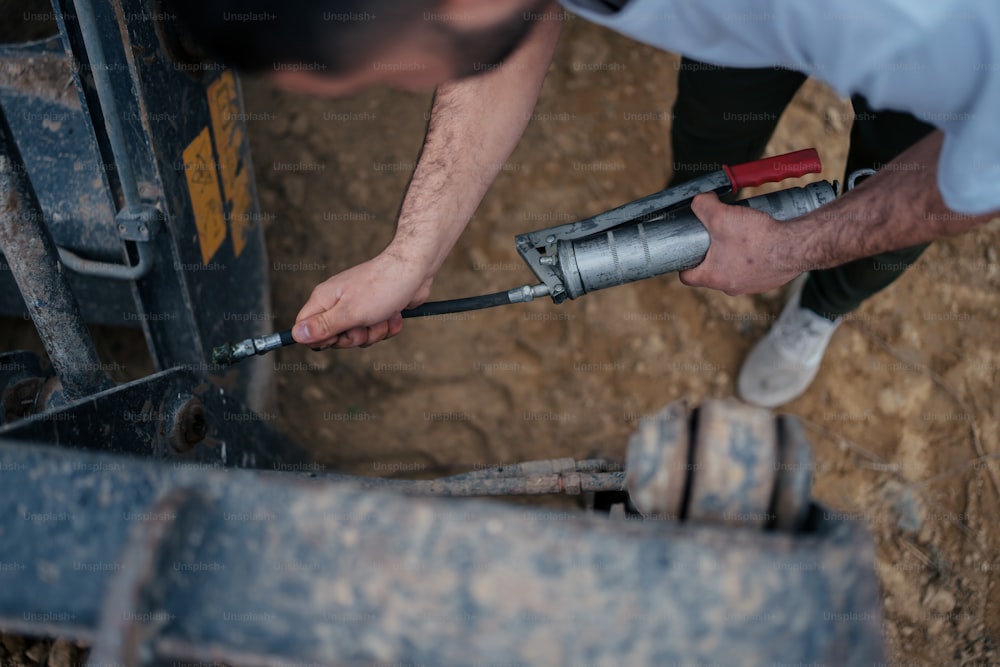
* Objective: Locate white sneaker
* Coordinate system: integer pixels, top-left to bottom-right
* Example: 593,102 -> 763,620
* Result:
737,275 -> 841,407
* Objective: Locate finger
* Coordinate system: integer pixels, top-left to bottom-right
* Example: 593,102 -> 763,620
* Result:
678,240 -> 714,286
333,326 -> 369,349
358,321 -> 391,348
690,192 -> 726,225
309,334 -> 340,351
678,267 -> 705,288
385,313 -> 404,339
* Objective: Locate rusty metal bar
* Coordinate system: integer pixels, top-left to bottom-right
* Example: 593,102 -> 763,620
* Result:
0,105 -> 112,401
321,469 -> 625,496
443,457 -> 621,480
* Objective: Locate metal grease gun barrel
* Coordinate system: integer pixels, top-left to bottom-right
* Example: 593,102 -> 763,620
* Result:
555,181 -> 837,299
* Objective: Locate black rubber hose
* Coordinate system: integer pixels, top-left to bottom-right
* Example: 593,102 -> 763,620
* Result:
401,290 -> 512,318
220,290 -> 517,365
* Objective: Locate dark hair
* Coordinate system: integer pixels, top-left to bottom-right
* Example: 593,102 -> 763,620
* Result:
168,0 -> 437,74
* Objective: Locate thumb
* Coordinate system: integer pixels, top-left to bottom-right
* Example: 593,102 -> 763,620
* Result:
293,309 -> 340,344
690,192 -> 726,226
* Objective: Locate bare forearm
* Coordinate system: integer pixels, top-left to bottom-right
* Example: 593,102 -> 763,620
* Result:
387,6 -> 563,276
682,130 -> 999,295
788,131 -> 996,272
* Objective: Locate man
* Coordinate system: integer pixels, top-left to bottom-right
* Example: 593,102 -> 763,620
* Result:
174,0 -> 1000,405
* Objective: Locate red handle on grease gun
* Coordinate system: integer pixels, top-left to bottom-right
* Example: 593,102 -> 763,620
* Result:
723,148 -> 822,190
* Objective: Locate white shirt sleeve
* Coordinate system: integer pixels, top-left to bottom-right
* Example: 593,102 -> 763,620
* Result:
560,0 -> 1000,215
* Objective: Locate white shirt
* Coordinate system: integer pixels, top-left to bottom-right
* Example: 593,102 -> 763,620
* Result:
560,0 -> 1000,215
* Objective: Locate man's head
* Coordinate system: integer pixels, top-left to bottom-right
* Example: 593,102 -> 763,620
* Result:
170,0 -> 550,96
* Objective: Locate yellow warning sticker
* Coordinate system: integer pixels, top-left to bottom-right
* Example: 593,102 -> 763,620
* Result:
182,127 -> 226,265
208,70 -> 253,258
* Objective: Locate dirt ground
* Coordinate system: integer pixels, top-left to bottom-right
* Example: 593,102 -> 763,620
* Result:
1,11 -> 998,667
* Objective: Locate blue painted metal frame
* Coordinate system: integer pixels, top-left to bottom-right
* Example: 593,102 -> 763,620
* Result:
0,0 -> 275,410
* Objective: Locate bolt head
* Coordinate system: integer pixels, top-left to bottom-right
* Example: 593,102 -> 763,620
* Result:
168,397 -> 209,453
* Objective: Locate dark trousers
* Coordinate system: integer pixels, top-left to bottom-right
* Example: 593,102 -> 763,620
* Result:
670,58 -> 935,319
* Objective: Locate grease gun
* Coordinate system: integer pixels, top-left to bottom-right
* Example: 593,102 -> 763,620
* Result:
214,149 -> 859,365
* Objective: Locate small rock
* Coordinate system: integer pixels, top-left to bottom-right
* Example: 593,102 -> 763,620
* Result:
922,587 -> 956,614
881,480 -> 923,533
303,385 -> 324,402
711,370 -> 731,393
643,334 -> 665,354
876,387 -> 902,415
47,639 -> 74,667
917,520 -> 936,545
24,643 -> 47,663
899,321 -> 923,349
825,107 -> 844,133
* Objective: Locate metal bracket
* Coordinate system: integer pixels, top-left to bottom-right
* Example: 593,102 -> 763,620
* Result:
116,205 -> 163,242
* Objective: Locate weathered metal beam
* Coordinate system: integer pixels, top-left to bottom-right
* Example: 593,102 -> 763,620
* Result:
0,440 -> 885,666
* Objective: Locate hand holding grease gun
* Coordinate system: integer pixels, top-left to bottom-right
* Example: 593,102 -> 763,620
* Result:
214,149 -> 875,365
